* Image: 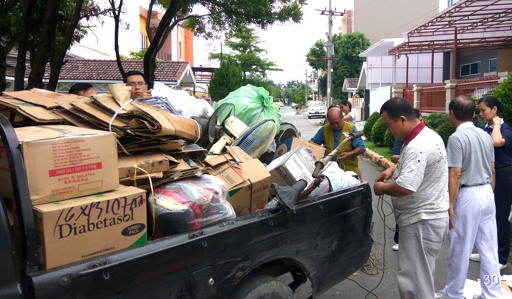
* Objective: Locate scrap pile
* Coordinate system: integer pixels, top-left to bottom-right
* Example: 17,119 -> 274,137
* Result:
0,83 -> 353,270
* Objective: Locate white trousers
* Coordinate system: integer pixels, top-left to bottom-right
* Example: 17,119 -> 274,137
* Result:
443,184 -> 501,299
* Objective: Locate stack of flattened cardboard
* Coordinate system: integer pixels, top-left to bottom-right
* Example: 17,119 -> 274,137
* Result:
2,85 -> 201,154
117,146 -> 208,192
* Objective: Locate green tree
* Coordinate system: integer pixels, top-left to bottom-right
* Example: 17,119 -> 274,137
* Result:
308,32 -> 370,101
209,26 -> 281,81
246,74 -> 283,99
492,74 -> 512,126
2,0 -> 107,91
331,32 -> 370,100
123,50 -> 147,61
138,0 -> 304,88
208,58 -> 243,101
318,74 -> 327,97
306,40 -> 327,70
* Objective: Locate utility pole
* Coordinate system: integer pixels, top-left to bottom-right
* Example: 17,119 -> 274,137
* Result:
305,68 -> 308,105
318,1 -> 344,107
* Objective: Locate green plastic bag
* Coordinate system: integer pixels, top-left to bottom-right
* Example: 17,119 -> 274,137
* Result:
213,84 -> 281,134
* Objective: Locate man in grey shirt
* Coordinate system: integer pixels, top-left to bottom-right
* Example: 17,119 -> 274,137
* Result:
439,95 -> 501,299
374,98 -> 449,298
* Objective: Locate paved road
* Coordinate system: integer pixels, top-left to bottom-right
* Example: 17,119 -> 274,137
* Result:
279,105 -> 505,298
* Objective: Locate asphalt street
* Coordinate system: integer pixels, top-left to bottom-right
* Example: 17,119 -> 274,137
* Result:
278,105 -> 507,299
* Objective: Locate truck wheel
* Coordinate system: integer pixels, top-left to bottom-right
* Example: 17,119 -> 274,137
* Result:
230,275 -> 295,299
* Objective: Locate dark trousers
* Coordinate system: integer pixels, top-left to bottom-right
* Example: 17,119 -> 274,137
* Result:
394,224 -> 399,244
495,165 -> 512,265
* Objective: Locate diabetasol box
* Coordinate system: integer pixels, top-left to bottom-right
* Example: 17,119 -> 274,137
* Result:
9,125 -> 119,205
273,137 -> 325,162
33,186 -> 147,269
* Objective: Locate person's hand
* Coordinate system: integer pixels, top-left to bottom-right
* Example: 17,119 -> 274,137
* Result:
493,116 -> 501,126
375,167 -> 394,183
337,152 -> 350,161
373,182 -> 385,196
144,89 -> 152,97
448,207 -> 454,230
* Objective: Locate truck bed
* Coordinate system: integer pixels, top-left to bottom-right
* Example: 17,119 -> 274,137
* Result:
0,114 -> 373,298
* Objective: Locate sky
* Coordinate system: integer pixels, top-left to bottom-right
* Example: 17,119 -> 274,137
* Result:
194,0 -> 354,84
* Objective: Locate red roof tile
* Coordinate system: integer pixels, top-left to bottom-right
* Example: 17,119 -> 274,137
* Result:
6,51 -> 189,83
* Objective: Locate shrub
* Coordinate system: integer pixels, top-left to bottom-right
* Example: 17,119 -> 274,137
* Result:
435,121 -> 455,146
424,112 -> 449,130
371,116 -> 387,146
384,130 -> 395,149
363,111 -> 381,138
492,74 -> 512,126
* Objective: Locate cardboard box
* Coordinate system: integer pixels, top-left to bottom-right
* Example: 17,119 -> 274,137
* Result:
206,146 -> 270,216
267,146 -> 315,187
33,186 -> 147,269
273,137 -> 325,162
118,153 -> 178,179
0,125 -> 119,205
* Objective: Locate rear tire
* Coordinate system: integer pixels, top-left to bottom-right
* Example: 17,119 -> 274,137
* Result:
230,275 -> 295,299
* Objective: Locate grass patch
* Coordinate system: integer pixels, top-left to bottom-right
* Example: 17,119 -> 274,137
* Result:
364,140 -> 391,160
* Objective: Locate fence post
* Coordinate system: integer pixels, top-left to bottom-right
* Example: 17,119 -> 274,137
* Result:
413,84 -> 421,109
445,79 -> 457,113
499,71 -> 510,83
392,85 -> 404,98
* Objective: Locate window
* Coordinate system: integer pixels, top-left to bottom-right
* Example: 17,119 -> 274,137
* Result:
460,62 -> 480,77
140,33 -> 148,50
489,58 -> 498,72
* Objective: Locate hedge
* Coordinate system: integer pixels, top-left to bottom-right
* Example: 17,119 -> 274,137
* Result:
371,117 -> 387,146
363,111 -> 381,139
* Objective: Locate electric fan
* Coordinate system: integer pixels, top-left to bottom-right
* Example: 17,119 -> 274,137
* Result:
206,116 -> 276,160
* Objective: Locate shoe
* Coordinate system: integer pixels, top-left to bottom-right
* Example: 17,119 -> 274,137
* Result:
469,253 -> 480,262
434,291 -> 446,298
392,244 -> 399,251
500,263 -> 508,270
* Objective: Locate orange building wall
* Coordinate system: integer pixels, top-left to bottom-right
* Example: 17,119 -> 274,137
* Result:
184,28 -> 194,67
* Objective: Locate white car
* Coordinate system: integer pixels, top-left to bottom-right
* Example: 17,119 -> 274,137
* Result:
307,101 -> 327,119
291,102 -> 297,108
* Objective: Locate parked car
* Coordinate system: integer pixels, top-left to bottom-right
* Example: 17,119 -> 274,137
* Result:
272,98 -> 281,110
308,101 -> 327,119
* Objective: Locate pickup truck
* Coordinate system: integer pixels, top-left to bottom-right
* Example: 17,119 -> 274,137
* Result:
0,114 -> 373,299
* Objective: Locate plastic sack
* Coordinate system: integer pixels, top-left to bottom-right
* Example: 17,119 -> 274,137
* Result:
152,175 -> 235,237
321,161 -> 360,191
213,84 -> 281,133
151,82 -> 214,118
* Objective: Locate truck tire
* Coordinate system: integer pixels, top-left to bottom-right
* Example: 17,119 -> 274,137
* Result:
230,275 -> 295,299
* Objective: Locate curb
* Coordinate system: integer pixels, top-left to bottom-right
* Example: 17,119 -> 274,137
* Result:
363,149 -> 395,170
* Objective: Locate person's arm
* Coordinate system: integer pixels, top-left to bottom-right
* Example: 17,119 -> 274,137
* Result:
338,147 -> 364,161
448,167 -> 461,230
374,166 -> 413,197
309,126 -> 324,145
343,113 -> 353,122
491,162 -> 496,191
491,116 -> 506,147
373,181 -> 413,197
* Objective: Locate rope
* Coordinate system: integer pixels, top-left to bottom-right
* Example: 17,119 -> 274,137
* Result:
132,160 -> 156,239
109,99 -> 133,155
347,194 -> 397,299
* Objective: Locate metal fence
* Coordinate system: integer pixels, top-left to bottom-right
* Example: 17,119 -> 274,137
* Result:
455,75 -> 500,99
419,83 -> 446,112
